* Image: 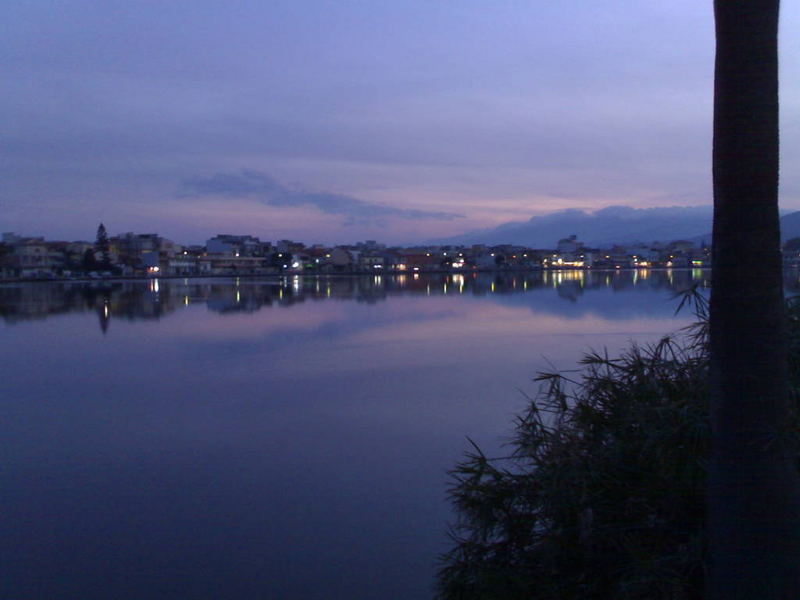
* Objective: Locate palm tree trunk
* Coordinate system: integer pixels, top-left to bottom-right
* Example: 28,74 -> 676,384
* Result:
709,1 -> 800,597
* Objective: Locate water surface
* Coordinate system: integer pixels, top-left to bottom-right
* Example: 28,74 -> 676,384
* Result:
1,271 -> 706,599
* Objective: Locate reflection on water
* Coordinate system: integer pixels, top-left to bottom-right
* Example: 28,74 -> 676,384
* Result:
0,269 -> 711,331
0,270 -> 709,600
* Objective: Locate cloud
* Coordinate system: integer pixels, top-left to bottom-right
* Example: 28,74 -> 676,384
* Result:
179,170 -> 464,224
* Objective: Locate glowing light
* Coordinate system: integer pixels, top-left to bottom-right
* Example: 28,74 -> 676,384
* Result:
292,262 -> 300,268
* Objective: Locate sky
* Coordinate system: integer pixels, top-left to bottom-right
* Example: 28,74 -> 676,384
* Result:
4,1 -> 800,245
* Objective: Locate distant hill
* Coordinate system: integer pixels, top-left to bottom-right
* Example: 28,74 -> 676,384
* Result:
435,205 -> 714,248
781,211 -> 800,242
435,205 -> 800,249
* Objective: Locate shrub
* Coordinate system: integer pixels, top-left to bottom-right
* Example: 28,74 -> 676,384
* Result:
437,294 -> 799,599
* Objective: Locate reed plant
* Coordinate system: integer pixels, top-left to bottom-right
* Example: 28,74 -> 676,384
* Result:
437,294 -> 800,599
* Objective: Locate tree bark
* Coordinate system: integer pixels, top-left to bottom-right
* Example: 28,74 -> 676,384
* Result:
709,1 -> 800,597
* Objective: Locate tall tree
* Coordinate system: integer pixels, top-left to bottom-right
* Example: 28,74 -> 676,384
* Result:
95,222 -> 110,268
708,1 -> 800,597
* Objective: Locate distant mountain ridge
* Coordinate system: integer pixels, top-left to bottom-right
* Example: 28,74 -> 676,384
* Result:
781,211 -> 800,242
434,205 -> 800,249
434,205 -> 713,248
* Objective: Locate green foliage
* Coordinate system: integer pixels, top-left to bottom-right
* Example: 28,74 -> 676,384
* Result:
438,295 -> 726,600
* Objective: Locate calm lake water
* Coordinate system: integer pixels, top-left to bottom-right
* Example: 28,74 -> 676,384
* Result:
1,270 -> 711,600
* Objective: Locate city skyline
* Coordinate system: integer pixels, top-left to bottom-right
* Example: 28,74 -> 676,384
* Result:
0,203 -> 719,248
5,2 -> 800,245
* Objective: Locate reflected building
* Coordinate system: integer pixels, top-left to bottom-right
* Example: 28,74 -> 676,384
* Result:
0,269 -> 714,331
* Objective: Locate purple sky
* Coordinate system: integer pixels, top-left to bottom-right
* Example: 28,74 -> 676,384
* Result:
4,1 -> 800,245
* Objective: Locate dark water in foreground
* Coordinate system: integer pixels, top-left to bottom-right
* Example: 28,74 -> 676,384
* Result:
1,270 -> 709,599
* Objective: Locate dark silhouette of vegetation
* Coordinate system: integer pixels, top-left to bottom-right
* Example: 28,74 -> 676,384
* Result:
95,222 -> 110,268
440,3 -> 800,598
708,2 -> 800,596
82,247 -> 98,272
436,296 -> 800,599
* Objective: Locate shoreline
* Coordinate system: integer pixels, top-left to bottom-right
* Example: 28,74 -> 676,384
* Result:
0,265 -> 717,285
